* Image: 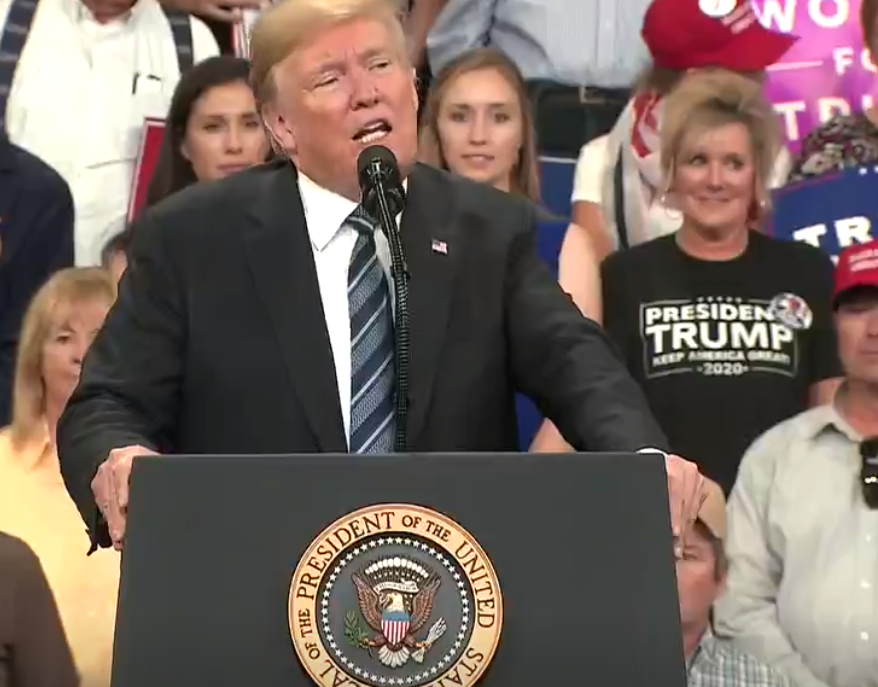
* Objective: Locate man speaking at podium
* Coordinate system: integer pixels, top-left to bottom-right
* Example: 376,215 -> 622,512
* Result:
57,0 -> 704,554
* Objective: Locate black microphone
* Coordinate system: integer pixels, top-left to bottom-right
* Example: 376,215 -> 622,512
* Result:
357,145 -> 409,285
357,144 -> 406,217
356,145 -> 410,454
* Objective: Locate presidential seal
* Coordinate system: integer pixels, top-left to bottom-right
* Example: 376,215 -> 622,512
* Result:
289,504 -> 503,687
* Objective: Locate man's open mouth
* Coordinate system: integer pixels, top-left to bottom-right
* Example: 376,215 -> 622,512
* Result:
353,120 -> 392,145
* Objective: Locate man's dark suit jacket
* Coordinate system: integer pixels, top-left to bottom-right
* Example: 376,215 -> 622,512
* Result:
0,137 -> 75,425
57,160 -> 667,550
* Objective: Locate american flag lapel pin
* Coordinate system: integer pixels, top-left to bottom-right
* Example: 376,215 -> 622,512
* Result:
431,238 -> 448,255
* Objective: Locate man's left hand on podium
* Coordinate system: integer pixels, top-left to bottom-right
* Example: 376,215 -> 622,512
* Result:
666,454 -> 706,559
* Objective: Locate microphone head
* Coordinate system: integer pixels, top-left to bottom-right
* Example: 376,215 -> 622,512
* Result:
357,145 -> 401,187
357,145 -> 405,216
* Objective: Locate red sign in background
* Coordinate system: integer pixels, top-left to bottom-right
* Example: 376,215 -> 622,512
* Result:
127,118 -> 167,223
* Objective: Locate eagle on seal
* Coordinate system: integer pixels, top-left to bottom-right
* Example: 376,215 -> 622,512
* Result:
351,567 -> 445,668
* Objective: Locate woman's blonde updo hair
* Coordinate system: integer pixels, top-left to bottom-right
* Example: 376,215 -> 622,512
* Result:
660,69 -> 780,211
11,268 -> 116,449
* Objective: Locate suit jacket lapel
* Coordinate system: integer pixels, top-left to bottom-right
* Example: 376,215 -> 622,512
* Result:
242,162 -> 347,453
402,164 -> 459,445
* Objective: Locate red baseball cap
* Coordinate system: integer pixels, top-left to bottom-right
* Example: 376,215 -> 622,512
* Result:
642,0 -> 798,72
834,241 -> 878,306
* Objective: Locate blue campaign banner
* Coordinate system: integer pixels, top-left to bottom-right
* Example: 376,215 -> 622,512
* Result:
539,157 -> 576,219
767,165 -> 878,262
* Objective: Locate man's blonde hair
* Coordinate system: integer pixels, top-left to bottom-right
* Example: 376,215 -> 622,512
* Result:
660,70 -> 780,209
10,268 -> 116,449
250,0 -> 408,105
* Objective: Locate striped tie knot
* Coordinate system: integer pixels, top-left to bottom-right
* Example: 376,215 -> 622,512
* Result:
347,205 -> 380,236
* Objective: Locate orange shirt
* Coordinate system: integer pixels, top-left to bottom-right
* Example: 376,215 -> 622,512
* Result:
0,428 -> 120,687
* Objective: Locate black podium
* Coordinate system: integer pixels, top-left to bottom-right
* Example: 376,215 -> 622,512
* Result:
111,452 -> 687,687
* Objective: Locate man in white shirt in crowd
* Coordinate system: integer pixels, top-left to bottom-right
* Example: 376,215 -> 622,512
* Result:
0,0 -> 219,266
715,240 -> 878,687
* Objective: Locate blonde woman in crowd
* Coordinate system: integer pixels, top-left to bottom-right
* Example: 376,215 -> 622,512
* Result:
417,47 -> 602,322
599,70 -> 841,495
0,268 -> 120,687
569,0 -> 797,262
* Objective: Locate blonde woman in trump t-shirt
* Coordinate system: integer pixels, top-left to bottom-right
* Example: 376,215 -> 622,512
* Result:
0,267 -> 120,687
567,0 -> 795,263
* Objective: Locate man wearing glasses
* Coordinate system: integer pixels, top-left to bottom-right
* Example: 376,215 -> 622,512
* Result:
714,240 -> 878,687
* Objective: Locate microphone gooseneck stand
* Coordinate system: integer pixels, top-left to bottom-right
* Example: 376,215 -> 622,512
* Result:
363,161 -> 411,454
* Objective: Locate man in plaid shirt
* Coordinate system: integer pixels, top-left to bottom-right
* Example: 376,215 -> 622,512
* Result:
680,478 -> 789,687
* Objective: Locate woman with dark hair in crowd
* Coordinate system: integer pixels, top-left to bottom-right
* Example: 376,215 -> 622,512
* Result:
145,55 -> 270,207
600,70 -> 841,495
418,47 -> 602,452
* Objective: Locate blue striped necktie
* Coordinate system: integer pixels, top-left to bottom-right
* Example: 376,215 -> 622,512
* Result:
347,205 -> 396,454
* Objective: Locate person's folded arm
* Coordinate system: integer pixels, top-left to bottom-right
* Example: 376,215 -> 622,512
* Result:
425,0 -> 498,75
713,430 -> 830,687
506,202 -> 667,452
0,180 -> 74,425
406,0 -> 450,66
57,212 -> 184,551
156,0 -> 263,25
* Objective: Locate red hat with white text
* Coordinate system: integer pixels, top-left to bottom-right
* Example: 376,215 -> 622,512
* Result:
642,0 -> 798,72
834,241 -> 878,306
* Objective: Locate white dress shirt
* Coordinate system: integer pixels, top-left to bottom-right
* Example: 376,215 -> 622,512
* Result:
297,173 -> 402,447
714,404 -> 878,687
0,0 -> 219,266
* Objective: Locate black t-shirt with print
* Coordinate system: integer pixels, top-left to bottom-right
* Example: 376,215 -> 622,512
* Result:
601,232 -> 841,494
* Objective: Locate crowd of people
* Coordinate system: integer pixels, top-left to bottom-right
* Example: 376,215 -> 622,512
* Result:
1,0 -> 878,684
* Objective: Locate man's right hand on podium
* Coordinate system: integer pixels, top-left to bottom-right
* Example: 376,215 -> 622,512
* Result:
91,445 -> 159,550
